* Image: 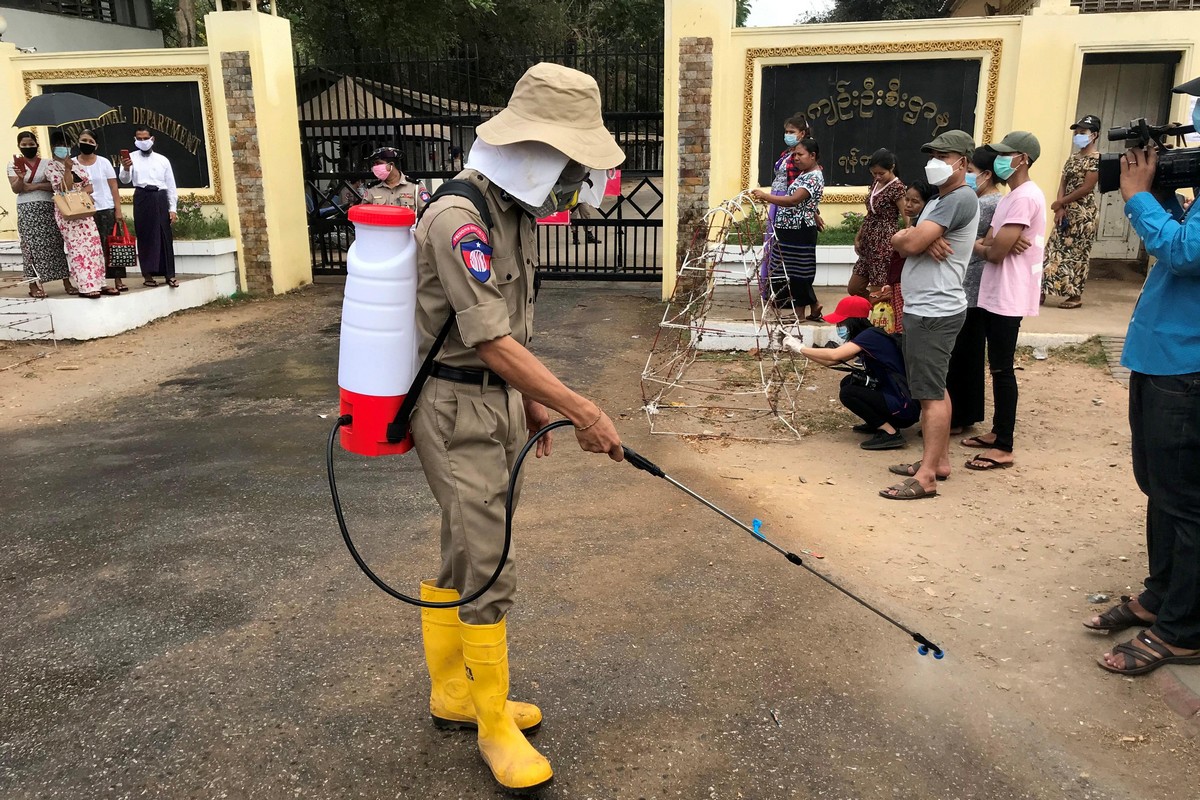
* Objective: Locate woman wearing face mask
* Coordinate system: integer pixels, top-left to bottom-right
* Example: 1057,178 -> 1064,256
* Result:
757,113 -> 809,301
850,149 -> 905,298
751,137 -> 825,321
46,129 -> 112,298
75,129 -> 126,292
945,147 -> 1005,435
1041,115 -> 1101,309
875,179 -> 938,336
799,295 -> 918,450
364,147 -> 427,213
7,131 -> 73,298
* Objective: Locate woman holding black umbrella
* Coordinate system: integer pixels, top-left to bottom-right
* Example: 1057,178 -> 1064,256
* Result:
7,130 -> 73,298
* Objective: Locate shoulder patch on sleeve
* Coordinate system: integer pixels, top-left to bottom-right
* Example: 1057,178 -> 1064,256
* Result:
419,190 -> 431,203
460,240 -> 493,283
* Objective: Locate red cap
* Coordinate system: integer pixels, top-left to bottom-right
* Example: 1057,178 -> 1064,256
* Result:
823,295 -> 873,324
347,204 -> 416,227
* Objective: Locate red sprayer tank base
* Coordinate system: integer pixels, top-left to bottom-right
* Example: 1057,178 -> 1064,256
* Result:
338,388 -> 413,456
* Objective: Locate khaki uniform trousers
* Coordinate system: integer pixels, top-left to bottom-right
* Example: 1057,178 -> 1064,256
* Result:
410,375 -> 526,625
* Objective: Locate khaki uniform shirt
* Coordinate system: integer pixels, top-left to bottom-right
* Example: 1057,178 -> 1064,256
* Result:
365,173 -> 428,213
413,169 -> 537,369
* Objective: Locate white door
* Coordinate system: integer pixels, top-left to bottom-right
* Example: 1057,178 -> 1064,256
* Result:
1075,59 -> 1175,260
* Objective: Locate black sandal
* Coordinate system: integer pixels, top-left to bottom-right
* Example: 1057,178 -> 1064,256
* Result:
100,287 -> 120,296
1099,630 -> 1200,676
1083,596 -> 1155,633
143,279 -> 159,287
166,278 -> 180,288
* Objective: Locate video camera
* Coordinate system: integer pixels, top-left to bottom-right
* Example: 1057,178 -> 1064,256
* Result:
1098,118 -> 1200,193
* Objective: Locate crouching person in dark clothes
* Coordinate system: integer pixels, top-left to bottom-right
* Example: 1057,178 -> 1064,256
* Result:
800,295 -> 918,451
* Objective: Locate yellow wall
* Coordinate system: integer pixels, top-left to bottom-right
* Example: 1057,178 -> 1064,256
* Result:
665,0 -> 1200,296
1,12 -> 311,294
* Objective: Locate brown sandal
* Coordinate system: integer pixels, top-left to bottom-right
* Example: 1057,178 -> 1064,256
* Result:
1060,298 -> 1083,309
28,284 -> 47,299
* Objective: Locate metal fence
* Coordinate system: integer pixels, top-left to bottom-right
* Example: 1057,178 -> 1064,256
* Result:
295,43 -> 664,279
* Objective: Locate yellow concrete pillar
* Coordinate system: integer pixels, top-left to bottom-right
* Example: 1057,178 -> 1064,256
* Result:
204,11 -> 309,294
663,0 -> 734,299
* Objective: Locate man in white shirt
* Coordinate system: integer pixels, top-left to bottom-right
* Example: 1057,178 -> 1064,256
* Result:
119,125 -> 179,288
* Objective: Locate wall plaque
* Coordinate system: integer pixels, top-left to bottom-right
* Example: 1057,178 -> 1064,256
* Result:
43,81 -> 212,190
757,59 -> 981,188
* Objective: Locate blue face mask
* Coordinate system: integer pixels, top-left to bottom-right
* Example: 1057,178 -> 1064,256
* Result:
993,155 -> 1018,181
1192,99 -> 1200,132
1072,133 -> 1092,149
964,172 -> 978,190
836,325 -> 849,342
783,133 -> 799,147
52,146 -> 70,159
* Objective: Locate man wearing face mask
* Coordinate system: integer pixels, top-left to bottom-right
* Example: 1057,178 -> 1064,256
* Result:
881,130 -> 979,500
408,62 -> 624,793
118,125 -> 179,288
363,146 -> 427,213
1090,76 -> 1200,678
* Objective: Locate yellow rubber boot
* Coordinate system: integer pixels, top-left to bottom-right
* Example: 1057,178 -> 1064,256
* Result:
460,618 -> 554,793
419,581 -> 542,732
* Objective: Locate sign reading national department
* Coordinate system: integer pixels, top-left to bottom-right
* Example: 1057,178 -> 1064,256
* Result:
757,59 -> 982,188
43,81 -> 211,190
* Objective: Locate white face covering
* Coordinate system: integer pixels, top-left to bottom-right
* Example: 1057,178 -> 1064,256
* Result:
466,138 -> 569,208
924,157 -> 956,187
134,139 -> 154,152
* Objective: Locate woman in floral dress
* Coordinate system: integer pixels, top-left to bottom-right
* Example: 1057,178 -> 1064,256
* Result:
849,148 -> 905,297
1041,116 -> 1101,309
46,131 -> 113,299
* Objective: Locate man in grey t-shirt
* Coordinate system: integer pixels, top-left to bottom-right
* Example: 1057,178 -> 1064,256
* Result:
881,130 -> 980,500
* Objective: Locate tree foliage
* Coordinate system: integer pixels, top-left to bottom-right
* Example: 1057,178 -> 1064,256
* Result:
802,0 -> 947,23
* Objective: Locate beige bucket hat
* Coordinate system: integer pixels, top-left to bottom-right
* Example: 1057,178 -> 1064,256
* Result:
477,62 -> 625,170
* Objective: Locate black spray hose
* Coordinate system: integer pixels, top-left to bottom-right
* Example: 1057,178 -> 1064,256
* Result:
329,414 -> 943,656
621,446 -> 945,659
327,415 -> 575,609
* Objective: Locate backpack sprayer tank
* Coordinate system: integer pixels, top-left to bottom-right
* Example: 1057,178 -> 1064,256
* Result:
337,204 -> 419,456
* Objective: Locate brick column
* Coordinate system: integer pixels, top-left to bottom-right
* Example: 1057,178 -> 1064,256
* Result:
221,51 -> 271,295
676,37 -> 714,270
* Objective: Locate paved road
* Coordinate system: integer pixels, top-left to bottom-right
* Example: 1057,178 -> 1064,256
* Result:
1,284 -> 1137,799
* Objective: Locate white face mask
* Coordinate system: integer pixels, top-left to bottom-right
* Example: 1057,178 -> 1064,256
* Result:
924,157 -> 956,187
134,139 -> 154,152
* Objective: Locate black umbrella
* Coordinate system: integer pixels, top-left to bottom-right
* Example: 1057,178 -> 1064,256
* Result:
13,92 -> 115,129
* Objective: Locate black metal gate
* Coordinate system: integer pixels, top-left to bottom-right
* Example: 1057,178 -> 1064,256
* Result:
295,45 -> 663,280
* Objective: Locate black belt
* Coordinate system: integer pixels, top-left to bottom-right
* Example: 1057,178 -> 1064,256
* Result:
134,185 -> 161,192
429,362 -> 507,389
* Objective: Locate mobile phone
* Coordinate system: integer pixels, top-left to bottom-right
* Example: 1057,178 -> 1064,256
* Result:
119,149 -> 130,160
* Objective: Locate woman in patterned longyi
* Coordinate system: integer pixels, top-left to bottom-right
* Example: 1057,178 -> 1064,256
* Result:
752,137 -> 826,321
46,129 -> 112,299
1041,115 -> 1101,309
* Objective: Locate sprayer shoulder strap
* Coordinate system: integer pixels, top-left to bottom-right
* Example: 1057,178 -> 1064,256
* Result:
387,179 -> 494,444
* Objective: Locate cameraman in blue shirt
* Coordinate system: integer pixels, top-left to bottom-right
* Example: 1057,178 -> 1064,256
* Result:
1092,76 -> 1200,676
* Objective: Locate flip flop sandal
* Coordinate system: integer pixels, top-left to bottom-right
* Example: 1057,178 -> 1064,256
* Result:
116,285 -> 130,293
887,461 -> 948,480
143,279 -> 159,287
80,292 -> 102,299
1083,596 -> 1156,633
879,477 -> 937,501
1098,630 -> 1200,676
961,435 -> 994,448
806,314 -> 825,323
100,287 -> 121,296
1060,299 -> 1083,309
964,456 -> 1013,471
28,286 -> 47,299
166,279 -> 180,288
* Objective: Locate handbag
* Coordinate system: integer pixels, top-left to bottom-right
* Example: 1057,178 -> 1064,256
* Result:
108,221 -> 137,271
54,188 -> 95,220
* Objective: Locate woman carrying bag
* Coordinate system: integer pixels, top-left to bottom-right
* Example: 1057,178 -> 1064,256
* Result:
46,130 -> 112,298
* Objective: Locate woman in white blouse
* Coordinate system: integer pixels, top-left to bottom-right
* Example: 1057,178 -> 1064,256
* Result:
7,131 -> 72,297
75,129 -> 126,292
